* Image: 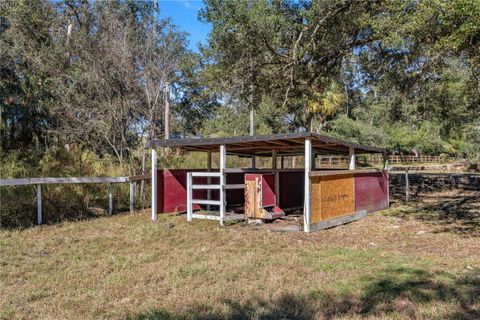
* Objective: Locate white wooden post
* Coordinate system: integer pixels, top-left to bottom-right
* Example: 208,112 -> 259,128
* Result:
36,184 -> 42,225
108,183 -> 113,215
273,149 -> 280,206
207,150 -> 212,211
151,148 -> 158,221
349,146 -> 356,170
303,138 -> 312,233
383,153 -> 389,170
187,172 -> 193,222
219,144 -> 226,226
129,181 -> 135,213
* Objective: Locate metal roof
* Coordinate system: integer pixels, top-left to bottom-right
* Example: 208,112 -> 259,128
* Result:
146,132 -> 387,156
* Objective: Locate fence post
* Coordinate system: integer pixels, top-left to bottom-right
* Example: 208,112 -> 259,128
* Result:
129,181 -> 135,213
405,170 -> 409,202
108,183 -> 113,215
37,184 -> 42,225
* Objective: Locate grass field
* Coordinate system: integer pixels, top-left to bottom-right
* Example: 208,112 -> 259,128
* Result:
1,190 -> 479,319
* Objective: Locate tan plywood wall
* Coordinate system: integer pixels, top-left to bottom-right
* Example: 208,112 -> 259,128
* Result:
310,173 -> 355,223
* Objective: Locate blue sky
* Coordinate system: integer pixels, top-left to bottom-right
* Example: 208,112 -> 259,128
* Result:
157,0 -> 210,52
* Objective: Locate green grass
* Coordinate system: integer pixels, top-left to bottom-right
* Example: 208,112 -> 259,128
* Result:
1,193 -> 479,319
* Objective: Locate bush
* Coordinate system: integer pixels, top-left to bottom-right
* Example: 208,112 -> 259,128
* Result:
323,115 -> 388,147
0,146 -> 148,229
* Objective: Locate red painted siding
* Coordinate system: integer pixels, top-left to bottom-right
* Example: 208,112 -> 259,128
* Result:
157,169 -> 206,213
279,171 -> 304,209
245,173 -> 276,207
156,170 -> 247,213
354,170 -> 389,213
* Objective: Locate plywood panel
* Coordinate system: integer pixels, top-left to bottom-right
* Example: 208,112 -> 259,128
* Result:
310,173 -> 354,223
244,179 -> 258,218
310,176 -> 322,222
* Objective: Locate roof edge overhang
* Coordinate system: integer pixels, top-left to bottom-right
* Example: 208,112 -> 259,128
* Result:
146,132 -> 387,155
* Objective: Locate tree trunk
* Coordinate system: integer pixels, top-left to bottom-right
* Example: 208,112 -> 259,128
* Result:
164,81 -> 170,140
306,113 -> 313,132
249,107 -> 254,136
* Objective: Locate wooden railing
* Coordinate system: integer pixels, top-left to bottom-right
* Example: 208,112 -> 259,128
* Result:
0,175 -> 150,225
315,154 -> 444,166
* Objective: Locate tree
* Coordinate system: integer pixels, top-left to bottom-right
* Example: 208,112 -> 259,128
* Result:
200,0 -> 386,131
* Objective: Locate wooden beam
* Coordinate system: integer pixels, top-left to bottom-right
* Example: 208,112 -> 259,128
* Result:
219,144 -> 226,226
0,177 -> 129,186
207,150 -> 212,211
272,149 -> 277,169
405,170 -> 409,202
349,146 -> 356,170
37,184 -> 42,225
108,183 -> 113,215
304,138 -> 312,233
310,210 -> 368,232
151,148 -> 158,221
187,172 -> 193,222
129,181 -> 135,213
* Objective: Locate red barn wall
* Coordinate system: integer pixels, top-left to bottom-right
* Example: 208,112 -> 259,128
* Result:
354,170 -> 389,213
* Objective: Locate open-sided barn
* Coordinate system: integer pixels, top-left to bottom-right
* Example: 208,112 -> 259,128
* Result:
147,132 -> 389,232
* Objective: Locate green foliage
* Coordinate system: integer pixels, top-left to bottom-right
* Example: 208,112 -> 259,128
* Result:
1,0 -> 480,227
0,146 -> 136,228
324,116 -> 388,147
200,105 -> 250,137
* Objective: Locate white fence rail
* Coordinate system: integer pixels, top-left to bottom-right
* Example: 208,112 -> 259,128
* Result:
186,171 -> 244,226
0,175 -> 150,225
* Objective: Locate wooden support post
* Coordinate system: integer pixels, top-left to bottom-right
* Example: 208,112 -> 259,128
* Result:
187,172 -> 193,222
36,184 -> 42,225
207,150 -> 212,211
108,183 -> 113,215
405,170 -> 409,202
349,146 -> 356,170
251,155 -> 256,169
280,156 -> 285,169
275,171 -> 280,206
303,138 -> 312,233
272,149 -> 277,169
151,148 -> 158,221
384,153 -> 390,207
129,181 -> 135,213
219,144 -> 226,226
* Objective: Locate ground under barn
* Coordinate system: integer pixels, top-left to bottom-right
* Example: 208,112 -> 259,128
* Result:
1,190 -> 478,319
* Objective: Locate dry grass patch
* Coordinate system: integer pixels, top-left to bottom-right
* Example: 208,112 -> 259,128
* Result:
1,190 -> 479,319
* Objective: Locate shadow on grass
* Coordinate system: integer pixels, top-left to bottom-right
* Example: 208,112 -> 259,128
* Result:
128,267 -> 479,320
391,191 -> 480,236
